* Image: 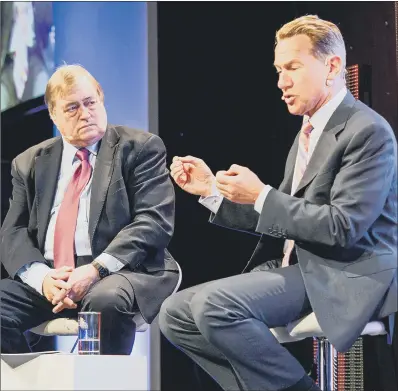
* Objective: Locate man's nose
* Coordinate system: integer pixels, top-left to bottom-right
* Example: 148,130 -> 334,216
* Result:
277,71 -> 292,90
79,105 -> 91,119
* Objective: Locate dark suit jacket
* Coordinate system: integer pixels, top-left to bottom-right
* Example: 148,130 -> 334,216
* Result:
0,125 -> 179,324
210,92 -> 397,352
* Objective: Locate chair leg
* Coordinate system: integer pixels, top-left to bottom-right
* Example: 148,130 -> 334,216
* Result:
326,340 -> 337,391
315,337 -> 327,391
70,337 -> 78,353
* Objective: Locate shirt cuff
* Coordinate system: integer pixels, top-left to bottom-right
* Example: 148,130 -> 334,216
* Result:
254,185 -> 274,214
17,262 -> 51,295
96,253 -> 126,273
198,180 -> 224,214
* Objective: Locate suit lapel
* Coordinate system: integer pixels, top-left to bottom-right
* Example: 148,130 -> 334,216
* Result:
35,138 -> 63,250
293,130 -> 337,195
293,92 -> 357,196
89,125 -> 120,245
279,133 -> 299,194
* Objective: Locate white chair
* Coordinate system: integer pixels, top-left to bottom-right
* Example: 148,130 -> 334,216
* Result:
270,312 -> 388,391
30,261 -> 183,352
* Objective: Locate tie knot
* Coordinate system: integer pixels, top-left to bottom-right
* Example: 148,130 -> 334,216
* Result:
301,120 -> 313,136
76,148 -> 90,162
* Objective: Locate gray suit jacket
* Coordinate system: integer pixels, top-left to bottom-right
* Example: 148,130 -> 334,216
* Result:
0,125 -> 179,324
211,92 -> 397,352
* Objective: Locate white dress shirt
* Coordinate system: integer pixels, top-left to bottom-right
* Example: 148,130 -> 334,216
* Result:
200,87 -> 348,215
17,138 -> 124,294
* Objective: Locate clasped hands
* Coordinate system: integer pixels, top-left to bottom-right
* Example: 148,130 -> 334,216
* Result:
43,264 -> 100,314
170,156 -> 265,204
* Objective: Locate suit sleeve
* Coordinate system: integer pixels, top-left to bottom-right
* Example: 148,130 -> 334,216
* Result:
0,158 -> 48,278
209,198 -> 261,236
256,122 -> 396,249
101,135 -> 175,269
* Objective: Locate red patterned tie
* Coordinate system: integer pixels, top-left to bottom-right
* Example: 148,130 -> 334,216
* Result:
282,120 -> 313,267
53,148 -> 92,269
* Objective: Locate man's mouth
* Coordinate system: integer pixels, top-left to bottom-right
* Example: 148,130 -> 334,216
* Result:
282,95 -> 295,105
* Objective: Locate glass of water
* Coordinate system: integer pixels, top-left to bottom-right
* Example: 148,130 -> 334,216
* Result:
78,311 -> 101,355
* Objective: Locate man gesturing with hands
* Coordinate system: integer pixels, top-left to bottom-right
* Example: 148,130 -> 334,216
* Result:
159,15 -> 397,391
171,156 -> 264,204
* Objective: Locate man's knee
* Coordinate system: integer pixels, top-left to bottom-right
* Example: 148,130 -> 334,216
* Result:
190,283 -> 244,336
0,279 -> 22,327
158,291 -> 190,341
158,296 -> 174,337
83,286 -> 131,314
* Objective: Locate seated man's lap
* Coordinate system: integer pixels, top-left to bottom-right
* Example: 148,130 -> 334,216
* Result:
0,278 -> 76,331
80,273 -> 137,313
0,273 -> 137,332
164,264 -> 311,329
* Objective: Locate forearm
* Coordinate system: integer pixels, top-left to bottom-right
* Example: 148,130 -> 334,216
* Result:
102,210 -> 173,270
209,198 -> 261,236
96,253 -> 125,272
103,134 -> 175,269
16,262 -> 51,295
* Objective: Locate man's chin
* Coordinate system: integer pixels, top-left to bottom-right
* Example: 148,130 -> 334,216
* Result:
287,105 -> 299,115
72,133 -> 105,147
83,134 -> 104,146
83,128 -> 105,139
287,105 -> 305,116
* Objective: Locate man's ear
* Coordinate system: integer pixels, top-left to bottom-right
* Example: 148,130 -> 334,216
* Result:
325,55 -> 343,83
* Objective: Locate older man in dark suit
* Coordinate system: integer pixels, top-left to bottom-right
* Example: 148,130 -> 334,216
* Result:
0,64 -> 179,355
159,15 -> 397,391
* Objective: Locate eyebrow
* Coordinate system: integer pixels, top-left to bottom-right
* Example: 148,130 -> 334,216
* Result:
273,60 -> 303,69
63,102 -> 78,110
63,96 -> 95,109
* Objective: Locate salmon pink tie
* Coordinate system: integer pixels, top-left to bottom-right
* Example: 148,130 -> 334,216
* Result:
282,120 -> 313,267
53,148 -> 92,269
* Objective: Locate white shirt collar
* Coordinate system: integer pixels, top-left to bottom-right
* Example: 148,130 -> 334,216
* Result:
61,137 -> 99,167
304,86 -> 348,131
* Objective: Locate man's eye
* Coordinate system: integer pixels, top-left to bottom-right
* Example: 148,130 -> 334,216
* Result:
67,105 -> 78,112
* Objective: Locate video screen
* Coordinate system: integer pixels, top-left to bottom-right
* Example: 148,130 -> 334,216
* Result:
1,2 -> 54,112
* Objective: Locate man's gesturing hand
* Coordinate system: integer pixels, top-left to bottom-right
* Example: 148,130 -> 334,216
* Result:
215,164 -> 265,204
170,156 -> 215,197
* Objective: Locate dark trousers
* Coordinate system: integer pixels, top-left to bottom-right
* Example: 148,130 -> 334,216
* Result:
0,273 -> 138,355
159,264 -> 318,391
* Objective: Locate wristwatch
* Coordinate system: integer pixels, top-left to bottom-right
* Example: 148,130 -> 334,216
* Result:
91,260 -> 110,279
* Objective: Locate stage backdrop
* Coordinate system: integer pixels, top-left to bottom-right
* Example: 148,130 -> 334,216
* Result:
53,2 -> 159,388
